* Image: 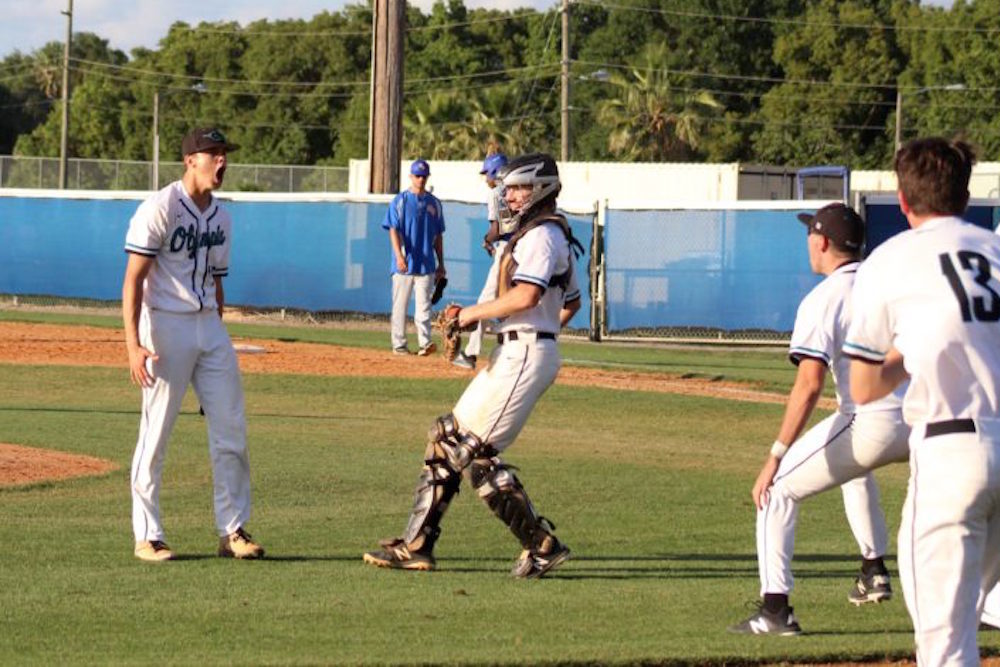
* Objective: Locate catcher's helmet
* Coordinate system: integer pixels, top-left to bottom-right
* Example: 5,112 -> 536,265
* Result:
480,153 -> 509,180
496,153 -> 560,233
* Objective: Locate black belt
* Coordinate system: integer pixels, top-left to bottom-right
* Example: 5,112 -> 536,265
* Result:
497,331 -> 557,344
925,418 -> 976,438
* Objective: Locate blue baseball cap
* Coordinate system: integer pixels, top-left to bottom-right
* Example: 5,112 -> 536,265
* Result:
480,153 -> 509,179
410,159 -> 430,177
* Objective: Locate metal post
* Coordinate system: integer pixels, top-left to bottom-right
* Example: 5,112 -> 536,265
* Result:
58,0 -> 73,189
560,0 -> 570,163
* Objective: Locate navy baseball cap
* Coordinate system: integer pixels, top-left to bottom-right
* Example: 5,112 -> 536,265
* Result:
797,203 -> 864,251
410,159 -> 430,177
182,127 -> 239,156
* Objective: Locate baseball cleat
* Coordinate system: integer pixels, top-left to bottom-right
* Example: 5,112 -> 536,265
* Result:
392,346 -> 413,355
848,572 -> 892,606
728,603 -> 803,636
416,342 -> 437,357
134,540 -> 175,562
363,538 -> 435,571
511,541 -> 571,579
218,527 -> 265,559
451,352 -> 476,370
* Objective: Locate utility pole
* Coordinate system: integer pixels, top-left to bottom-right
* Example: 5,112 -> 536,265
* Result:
58,0 -> 73,189
152,90 -> 160,190
560,0 -> 570,163
368,0 -> 405,194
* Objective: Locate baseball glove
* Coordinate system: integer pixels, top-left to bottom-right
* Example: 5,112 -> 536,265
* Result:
435,303 -> 474,362
431,276 -> 448,305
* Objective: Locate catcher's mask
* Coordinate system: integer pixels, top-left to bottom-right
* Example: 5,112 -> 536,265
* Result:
497,152 -> 560,235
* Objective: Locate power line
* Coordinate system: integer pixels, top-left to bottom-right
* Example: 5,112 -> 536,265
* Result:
574,0 -> 1000,35
574,69 -> 1000,113
67,63 -> 560,100
170,9 -> 542,39
69,56 -> 556,91
575,58 -> 1000,95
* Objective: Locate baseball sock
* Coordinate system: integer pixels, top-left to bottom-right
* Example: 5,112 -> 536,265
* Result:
861,557 -> 888,576
762,593 -> 789,613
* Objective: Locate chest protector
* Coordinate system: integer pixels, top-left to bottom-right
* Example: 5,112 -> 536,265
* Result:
496,213 -> 584,298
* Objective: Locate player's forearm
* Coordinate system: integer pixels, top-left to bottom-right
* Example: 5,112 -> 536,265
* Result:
776,386 -> 821,448
559,298 -> 581,328
850,359 -> 901,404
215,279 -> 225,319
775,364 -> 825,447
461,283 -> 539,325
434,235 -> 444,268
122,276 -> 144,349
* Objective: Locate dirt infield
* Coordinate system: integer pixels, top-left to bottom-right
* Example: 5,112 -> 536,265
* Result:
0,320 -> 808,488
0,443 -> 117,488
0,320 -> 808,405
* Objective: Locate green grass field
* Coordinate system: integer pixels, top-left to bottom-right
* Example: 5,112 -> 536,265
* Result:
1,315 -> 997,665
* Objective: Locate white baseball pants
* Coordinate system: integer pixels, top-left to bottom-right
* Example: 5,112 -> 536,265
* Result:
131,308 -> 252,541
899,419 -> 1000,667
464,241 -> 507,358
453,335 -> 560,452
981,583 -> 1000,629
390,273 -> 433,350
757,409 -> 910,596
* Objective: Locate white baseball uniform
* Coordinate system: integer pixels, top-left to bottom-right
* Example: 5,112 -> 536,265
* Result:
464,184 -> 509,359
846,216 -> 1000,666
758,262 -> 910,596
125,181 -> 253,542
453,222 -> 580,450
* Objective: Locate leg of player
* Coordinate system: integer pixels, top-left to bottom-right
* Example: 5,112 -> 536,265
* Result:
982,577 -> 1000,631
191,313 -> 262,559
414,274 -> 435,356
390,273 -> 413,354
729,410 -> 908,635
840,474 -> 892,605
899,426 -> 1000,665
453,336 -> 568,577
363,414 -> 464,571
131,310 -> 199,562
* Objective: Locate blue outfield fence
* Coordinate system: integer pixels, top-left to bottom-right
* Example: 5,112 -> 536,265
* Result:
6,191 -> 998,342
0,192 -> 593,329
602,206 -> 824,335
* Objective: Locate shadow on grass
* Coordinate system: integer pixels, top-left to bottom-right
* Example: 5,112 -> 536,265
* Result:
170,554 -> 364,562
0,405 -> 382,421
430,552 -> 893,580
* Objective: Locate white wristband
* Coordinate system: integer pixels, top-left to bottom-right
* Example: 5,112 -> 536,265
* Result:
770,440 -> 789,460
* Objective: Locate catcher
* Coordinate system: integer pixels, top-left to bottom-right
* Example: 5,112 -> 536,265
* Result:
363,152 -> 582,578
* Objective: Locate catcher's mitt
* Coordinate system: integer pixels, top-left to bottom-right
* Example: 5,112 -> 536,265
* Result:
435,303 -> 475,362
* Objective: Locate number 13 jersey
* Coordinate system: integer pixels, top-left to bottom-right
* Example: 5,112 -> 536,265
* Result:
845,216 -> 1000,425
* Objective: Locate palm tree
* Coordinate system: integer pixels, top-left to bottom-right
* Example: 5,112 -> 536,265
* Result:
597,44 -> 722,161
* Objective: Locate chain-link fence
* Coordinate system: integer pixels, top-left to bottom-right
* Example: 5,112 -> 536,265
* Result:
0,155 -> 350,193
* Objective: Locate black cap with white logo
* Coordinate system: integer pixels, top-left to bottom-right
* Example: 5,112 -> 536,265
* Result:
181,127 -> 239,156
797,203 -> 864,251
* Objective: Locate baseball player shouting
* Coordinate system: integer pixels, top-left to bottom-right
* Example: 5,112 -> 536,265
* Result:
363,153 -> 581,577
730,203 -> 910,636
122,127 -> 263,562
452,151 -> 510,370
846,137 -> 1000,665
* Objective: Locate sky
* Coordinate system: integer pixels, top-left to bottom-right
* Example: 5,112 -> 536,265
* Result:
0,0 -> 957,60
0,1 -> 552,58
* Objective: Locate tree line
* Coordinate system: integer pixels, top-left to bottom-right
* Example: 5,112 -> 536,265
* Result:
1,0 -> 997,172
